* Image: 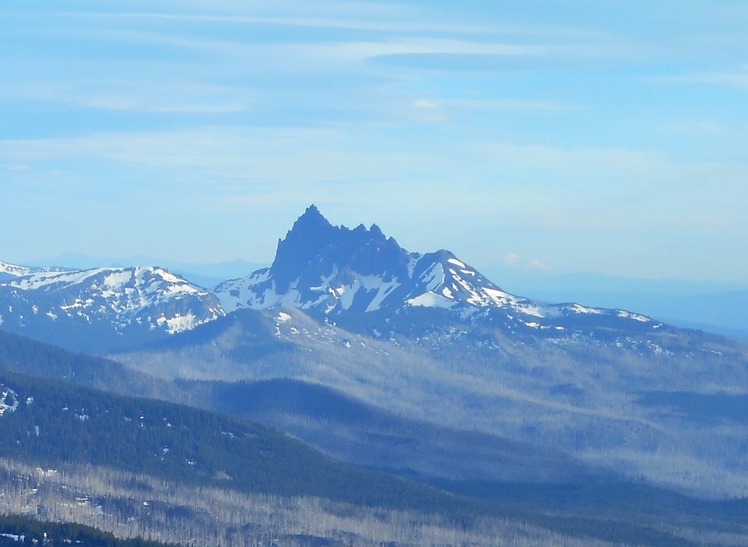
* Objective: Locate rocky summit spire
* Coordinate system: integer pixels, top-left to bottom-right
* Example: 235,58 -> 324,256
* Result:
270,205 -> 340,292
293,204 -> 329,230
268,205 -> 410,295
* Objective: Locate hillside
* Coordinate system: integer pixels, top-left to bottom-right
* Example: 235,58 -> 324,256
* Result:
2,335 -> 744,544
0,368 -> 466,508
0,367 -> 714,546
115,303 -> 748,499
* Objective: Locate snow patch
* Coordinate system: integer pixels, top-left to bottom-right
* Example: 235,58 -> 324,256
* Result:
157,312 -> 200,334
0,386 -> 19,416
419,263 -> 445,292
406,255 -> 419,278
570,303 -> 602,315
103,270 -> 132,292
482,287 -> 516,306
365,279 -> 399,311
617,310 -> 651,322
406,291 -> 457,309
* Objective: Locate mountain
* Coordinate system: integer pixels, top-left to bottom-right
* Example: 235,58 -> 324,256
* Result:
0,266 -> 224,352
0,206 -> 677,353
3,206 -> 748,500
215,205 -> 665,343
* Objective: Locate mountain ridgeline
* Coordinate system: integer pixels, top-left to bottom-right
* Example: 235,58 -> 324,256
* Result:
2,204 -> 667,354
215,205 -> 666,342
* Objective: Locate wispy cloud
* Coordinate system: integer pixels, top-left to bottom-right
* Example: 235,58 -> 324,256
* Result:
76,2 -> 600,38
501,253 -> 551,273
653,66 -> 748,89
475,142 -> 674,182
457,98 -> 579,112
0,79 -> 255,114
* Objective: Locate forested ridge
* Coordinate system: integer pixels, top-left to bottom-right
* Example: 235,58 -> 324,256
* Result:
0,369 -> 469,511
0,513 -> 170,546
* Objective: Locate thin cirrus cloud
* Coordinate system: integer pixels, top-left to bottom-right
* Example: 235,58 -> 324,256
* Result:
461,99 -> 578,111
76,85 -> 254,114
501,253 -> 550,273
0,126 -> 448,188
653,66 -> 748,89
10,82 -> 254,114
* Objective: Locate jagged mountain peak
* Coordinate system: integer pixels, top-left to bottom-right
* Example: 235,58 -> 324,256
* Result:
270,206 -> 408,294
216,207 -> 663,338
297,203 -> 328,225
217,207 -> 519,316
0,209 -> 664,352
271,205 -> 337,282
282,204 -> 334,243
277,205 -> 397,252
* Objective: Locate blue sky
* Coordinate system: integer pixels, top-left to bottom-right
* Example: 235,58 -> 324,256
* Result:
2,1 -> 747,282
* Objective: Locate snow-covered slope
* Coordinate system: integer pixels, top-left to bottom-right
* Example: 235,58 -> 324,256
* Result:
216,205 -> 662,336
0,261 -> 68,283
0,261 -> 35,278
0,266 -> 225,352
